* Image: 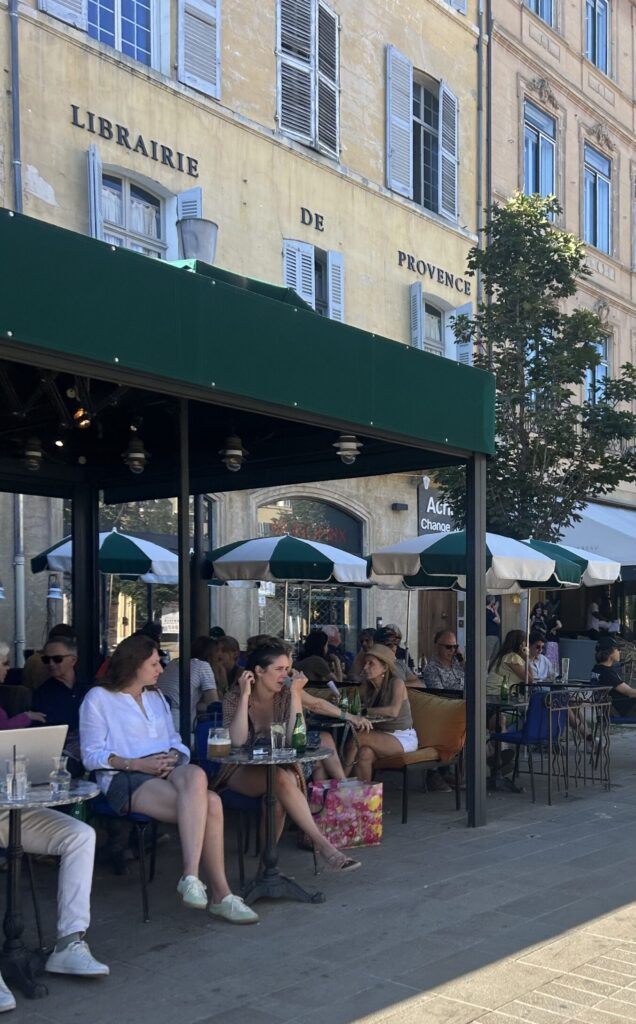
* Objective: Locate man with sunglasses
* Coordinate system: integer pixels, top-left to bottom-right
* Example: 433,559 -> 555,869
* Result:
422,631 -> 465,693
32,637 -> 92,774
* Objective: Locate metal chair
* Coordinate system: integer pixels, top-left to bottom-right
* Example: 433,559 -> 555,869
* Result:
490,690 -> 568,803
89,790 -> 158,923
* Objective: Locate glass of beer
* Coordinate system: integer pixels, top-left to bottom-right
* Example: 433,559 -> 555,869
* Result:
207,728 -> 231,759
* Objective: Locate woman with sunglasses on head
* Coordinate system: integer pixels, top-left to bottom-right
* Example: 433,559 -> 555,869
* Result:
422,630 -> 465,691
0,641 -> 47,728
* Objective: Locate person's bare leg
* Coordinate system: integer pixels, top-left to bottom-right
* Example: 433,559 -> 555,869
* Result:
132,766 -> 207,878
353,732 -> 403,783
223,765 -> 286,844
198,791 -> 232,903
312,731 -> 344,781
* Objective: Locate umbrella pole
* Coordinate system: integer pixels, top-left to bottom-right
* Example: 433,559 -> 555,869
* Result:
307,584 -> 312,635
404,589 -> 412,672
283,581 -> 289,642
525,591 -> 531,688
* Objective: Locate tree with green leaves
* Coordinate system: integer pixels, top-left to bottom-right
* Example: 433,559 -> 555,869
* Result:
438,193 -> 636,540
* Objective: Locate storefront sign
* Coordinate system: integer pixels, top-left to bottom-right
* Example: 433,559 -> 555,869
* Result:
70,105 -> 199,178
398,250 -> 471,295
300,207 -> 325,231
417,475 -> 454,535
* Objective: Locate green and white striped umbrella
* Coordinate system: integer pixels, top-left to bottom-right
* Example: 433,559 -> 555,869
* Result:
370,530 -> 574,591
523,539 -> 621,587
31,528 -> 178,582
203,534 -> 368,584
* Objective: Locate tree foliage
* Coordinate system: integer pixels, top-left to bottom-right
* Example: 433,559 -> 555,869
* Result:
438,193 -> 636,540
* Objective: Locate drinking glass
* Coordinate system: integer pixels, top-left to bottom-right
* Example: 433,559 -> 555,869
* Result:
11,756 -> 29,801
49,755 -> 72,799
270,721 -> 286,757
207,728 -> 231,759
560,657 -> 570,686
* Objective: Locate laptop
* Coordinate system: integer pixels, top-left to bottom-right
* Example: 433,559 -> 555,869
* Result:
0,725 -> 68,785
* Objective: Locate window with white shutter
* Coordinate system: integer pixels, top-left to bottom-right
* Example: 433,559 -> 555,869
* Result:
177,187 -> 203,221
283,240 -> 344,319
446,301 -> 473,364
87,145 -> 103,241
446,0 -> 467,14
277,0 -> 339,157
39,0 -> 87,29
178,0 -> 221,100
326,250 -> 344,321
439,83 -> 459,219
409,282 -> 423,349
386,45 -> 413,198
283,239 -> 316,307
408,286 -> 473,363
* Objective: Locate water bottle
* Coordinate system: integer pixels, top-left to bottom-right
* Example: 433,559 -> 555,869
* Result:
49,756 -> 72,799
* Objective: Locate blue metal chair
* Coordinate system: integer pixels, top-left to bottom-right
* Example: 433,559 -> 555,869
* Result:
490,690 -> 568,803
194,718 -> 262,887
89,788 -> 157,923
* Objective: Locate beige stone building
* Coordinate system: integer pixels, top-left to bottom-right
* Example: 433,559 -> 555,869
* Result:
0,0 -> 483,656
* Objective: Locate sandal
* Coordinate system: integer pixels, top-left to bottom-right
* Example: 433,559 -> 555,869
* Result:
322,851 -> 361,873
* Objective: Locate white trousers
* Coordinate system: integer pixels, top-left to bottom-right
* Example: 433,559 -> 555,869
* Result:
0,809 -> 95,938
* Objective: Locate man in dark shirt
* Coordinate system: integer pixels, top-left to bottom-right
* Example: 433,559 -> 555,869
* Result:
590,638 -> 636,718
32,637 -> 91,773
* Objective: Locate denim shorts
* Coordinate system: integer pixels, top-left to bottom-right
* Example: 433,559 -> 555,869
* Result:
105,771 -> 153,814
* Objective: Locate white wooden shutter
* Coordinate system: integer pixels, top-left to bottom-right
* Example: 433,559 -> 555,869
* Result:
326,250 -> 344,321
177,187 -> 203,220
278,0 -> 314,145
439,82 -> 459,219
409,282 -> 423,349
283,239 -> 315,307
87,145 -> 103,241
316,2 -> 339,157
177,0 -> 221,100
386,45 -> 413,198
448,0 -> 467,14
445,301 -> 473,364
38,0 -> 87,30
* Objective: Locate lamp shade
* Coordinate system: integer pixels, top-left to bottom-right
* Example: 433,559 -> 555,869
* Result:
177,218 -> 218,263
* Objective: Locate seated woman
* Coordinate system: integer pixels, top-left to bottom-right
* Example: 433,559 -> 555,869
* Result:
342,644 -> 417,782
295,630 -> 343,685
591,637 -> 636,719
213,641 -> 360,872
80,634 -> 258,924
486,630 -> 534,705
0,642 -> 46,728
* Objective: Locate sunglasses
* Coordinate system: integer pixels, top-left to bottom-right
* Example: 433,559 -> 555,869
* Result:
41,654 -> 73,665
440,643 -> 459,650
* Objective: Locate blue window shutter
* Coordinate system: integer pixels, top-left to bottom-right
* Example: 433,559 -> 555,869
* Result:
448,0 -> 467,13
386,45 -> 413,198
409,282 -> 423,349
326,250 -> 344,321
87,145 -> 103,241
283,239 -> 315,307
177,0 -> 221,100
439,81 -> 459,219
446,301 -> 473,364
38,0 -> 87,30
177,187 -> 203,220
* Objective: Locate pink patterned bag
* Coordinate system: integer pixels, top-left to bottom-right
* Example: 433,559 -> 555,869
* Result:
308,779 -> 383,849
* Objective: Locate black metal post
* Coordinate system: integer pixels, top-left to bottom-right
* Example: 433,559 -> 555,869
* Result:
465,453 -> 487,827
72,484 -> 100,678
177,399 -> 192,745
191,493 -> 207,639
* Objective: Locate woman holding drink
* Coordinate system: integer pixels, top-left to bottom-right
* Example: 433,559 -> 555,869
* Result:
213,641 -> 360,872
80,634 -> 258,923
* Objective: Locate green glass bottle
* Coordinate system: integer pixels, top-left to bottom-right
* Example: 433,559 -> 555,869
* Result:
499,680 -> 509,702
350,688 -> 361,716
291,712 -> 307,755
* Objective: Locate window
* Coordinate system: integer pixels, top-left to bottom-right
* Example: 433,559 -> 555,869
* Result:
386,46 -> 459,220
86,145 -> 201,259
283,240 -> 344,321
88,0 -> 152,65
409,283 -> 472,364
277,0 -> 339,158
527,0 -> 553,27
585,0 -> 609,74
586,338 -> 609,403
583,144 -> 611,254
524,101 -> 555,199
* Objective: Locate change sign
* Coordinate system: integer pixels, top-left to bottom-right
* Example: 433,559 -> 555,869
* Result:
417,476 -> 454,536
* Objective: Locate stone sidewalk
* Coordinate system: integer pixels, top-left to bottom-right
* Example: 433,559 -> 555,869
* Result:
11,727 -> 636,1024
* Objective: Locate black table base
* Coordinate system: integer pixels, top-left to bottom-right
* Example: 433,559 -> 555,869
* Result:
1,809 -> 48,999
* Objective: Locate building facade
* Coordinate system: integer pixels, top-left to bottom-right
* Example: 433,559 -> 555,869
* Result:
0,0 -> 482,655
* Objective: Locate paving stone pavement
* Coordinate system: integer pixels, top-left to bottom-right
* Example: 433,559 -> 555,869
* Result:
8,726 -> 636,1024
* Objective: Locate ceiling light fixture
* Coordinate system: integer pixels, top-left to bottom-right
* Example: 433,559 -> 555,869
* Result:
24,436 -> 43,472
219,435 -> 247,472
122,434 -> 150,474
54,439 -> 64,448
333,434 -> 362,466
73,406 -> 91,429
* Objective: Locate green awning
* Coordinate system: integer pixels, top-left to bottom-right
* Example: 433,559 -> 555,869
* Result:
0,212 -> 494,459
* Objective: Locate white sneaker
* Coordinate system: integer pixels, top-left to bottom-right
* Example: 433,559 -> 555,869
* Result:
208,893 -> 259,925
45,940 -> 109,977
177,875 -> 208,909
0,973 -> 15,1013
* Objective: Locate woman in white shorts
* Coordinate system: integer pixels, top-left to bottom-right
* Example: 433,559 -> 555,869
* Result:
344,644 -> 417,782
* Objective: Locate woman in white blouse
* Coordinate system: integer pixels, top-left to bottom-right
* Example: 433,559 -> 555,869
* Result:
80,634 -> 257,924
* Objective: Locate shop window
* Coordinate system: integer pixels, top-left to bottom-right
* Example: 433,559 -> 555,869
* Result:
277,0 -> 339,158
524,101 -> 555,200
586,337 -> 609,403
409,283 -> 472,364
585,0 -> 609,74
528,0 -> 553,27
386,45 -> 459,220
583,144 -> 611,254
282,239 -> 344,321
86,144 -> 202,260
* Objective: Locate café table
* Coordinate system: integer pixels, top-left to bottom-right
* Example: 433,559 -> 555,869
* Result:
0,780 -> 98,999
214,747 -> 332,905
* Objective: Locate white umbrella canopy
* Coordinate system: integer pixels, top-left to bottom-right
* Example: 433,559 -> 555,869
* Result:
204,534 -> 369,584
31,528 -> 178,582
370,530 -> 561,591
522,539 -> 621,588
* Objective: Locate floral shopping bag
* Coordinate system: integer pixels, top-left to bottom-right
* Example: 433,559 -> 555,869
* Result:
307,779 -> 383,849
